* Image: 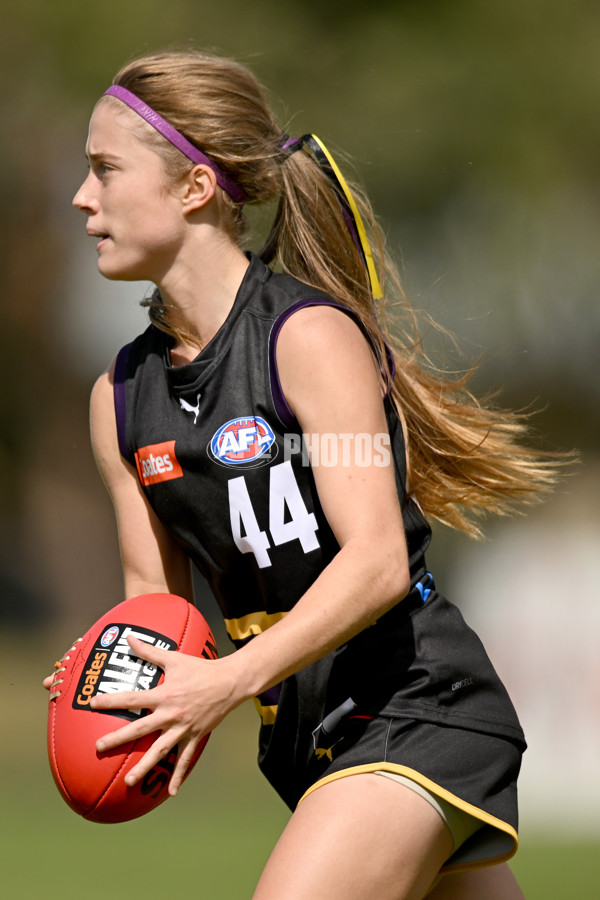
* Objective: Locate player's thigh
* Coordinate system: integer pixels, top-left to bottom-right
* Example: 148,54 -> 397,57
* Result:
427,863 -> 525,900
252,773 -> 454,900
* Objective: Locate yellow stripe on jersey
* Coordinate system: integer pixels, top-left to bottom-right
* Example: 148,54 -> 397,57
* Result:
253,698 -> 278,725
224,609 -> 289,642
226,611 -> 287,725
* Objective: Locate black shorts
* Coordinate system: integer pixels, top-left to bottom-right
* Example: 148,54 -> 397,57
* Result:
257,586 -> 526,872
303,714 -> 523,872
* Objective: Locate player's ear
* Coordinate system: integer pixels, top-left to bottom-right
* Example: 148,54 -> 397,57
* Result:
181,164 -> 217,214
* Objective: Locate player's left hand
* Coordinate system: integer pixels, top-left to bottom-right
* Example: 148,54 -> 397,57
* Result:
89,634 -> 241,795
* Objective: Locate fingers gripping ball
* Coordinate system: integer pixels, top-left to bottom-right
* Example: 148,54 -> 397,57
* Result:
47,593 -> 218,823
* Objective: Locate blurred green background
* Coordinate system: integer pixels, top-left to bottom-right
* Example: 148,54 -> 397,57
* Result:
1,0 -> 599,896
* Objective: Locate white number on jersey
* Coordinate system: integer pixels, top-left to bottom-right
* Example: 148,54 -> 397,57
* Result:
228,461 -> 320,568
227,475 -> 272,568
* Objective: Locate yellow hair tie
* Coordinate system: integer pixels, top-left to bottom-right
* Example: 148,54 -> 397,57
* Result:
291,134 -> 383,300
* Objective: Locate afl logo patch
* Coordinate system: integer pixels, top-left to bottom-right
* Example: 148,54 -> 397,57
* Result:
209,416 -> 277,467
100,626 -> 119,647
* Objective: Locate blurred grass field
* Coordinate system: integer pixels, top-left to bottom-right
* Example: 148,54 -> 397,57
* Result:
3,634 -> 598,898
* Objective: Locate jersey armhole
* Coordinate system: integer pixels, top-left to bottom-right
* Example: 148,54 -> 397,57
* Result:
268,299 -> 395,429
113,342 -> 134,463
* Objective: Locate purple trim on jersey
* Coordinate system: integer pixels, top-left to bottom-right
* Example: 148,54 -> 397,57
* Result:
268,299 -> 395,429
113,343 -> 133,463
257,683 -> 282,707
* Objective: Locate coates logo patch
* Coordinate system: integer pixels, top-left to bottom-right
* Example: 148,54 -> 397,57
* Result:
73,624 -> 176,721
135,440 -> 183,487
208,416 -> 277,467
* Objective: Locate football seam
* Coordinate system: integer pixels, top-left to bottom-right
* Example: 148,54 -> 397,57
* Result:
48,703 -> 77,804
178,599 -> 194,649
83,741 -> 138,819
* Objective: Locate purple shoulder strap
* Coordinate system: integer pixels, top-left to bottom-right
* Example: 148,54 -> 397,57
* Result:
113,343 -> 133,463
268,299 -> 395,429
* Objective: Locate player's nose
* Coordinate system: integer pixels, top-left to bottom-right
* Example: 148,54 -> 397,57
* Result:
73,172 -> 99,213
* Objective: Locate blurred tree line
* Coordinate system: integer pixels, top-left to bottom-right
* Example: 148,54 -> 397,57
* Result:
1,0 -> 597,631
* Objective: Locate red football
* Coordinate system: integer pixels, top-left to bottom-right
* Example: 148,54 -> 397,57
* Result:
47,593 -> 218,823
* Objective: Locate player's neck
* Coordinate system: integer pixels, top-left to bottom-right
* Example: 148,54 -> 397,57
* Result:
158,234 -> 249,361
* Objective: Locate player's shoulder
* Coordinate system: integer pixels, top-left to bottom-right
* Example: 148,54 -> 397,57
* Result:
89,357 -> 120,462
277,301 -> 373,365
90,326 -> 160,408
90,357 -> 116,415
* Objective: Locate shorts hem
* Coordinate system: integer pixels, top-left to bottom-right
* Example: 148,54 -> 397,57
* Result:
297,762 -> 519,873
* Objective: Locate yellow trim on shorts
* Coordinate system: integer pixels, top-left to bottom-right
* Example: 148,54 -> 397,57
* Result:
297,762 -> 519,873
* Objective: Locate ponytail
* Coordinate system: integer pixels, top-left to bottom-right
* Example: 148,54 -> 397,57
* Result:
263,129 -> 569,537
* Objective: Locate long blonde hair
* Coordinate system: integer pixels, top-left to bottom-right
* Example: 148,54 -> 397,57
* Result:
104,49 -> 568,537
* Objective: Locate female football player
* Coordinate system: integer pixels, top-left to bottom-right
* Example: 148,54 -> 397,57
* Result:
48,49 -> 564,898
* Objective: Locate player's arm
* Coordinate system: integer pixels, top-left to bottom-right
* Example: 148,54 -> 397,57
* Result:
89,360 -> 194,602
42,361 -> 194,695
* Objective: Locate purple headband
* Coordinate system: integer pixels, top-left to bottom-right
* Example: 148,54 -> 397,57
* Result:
103,84 -> 246,203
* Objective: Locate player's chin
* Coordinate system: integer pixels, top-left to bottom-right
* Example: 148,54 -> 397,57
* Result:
97,255 -> 148,283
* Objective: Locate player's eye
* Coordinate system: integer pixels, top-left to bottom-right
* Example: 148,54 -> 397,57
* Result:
88,159 -> 114,178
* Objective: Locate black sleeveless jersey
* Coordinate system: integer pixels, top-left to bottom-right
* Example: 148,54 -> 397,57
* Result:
115,254 -> 431,622
114,254 -> 525,809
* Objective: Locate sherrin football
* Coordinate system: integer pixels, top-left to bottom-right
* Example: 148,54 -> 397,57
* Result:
47,593 -> 218,823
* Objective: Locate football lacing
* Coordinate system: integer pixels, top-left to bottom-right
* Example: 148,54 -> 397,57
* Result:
49,637 -> 83,701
